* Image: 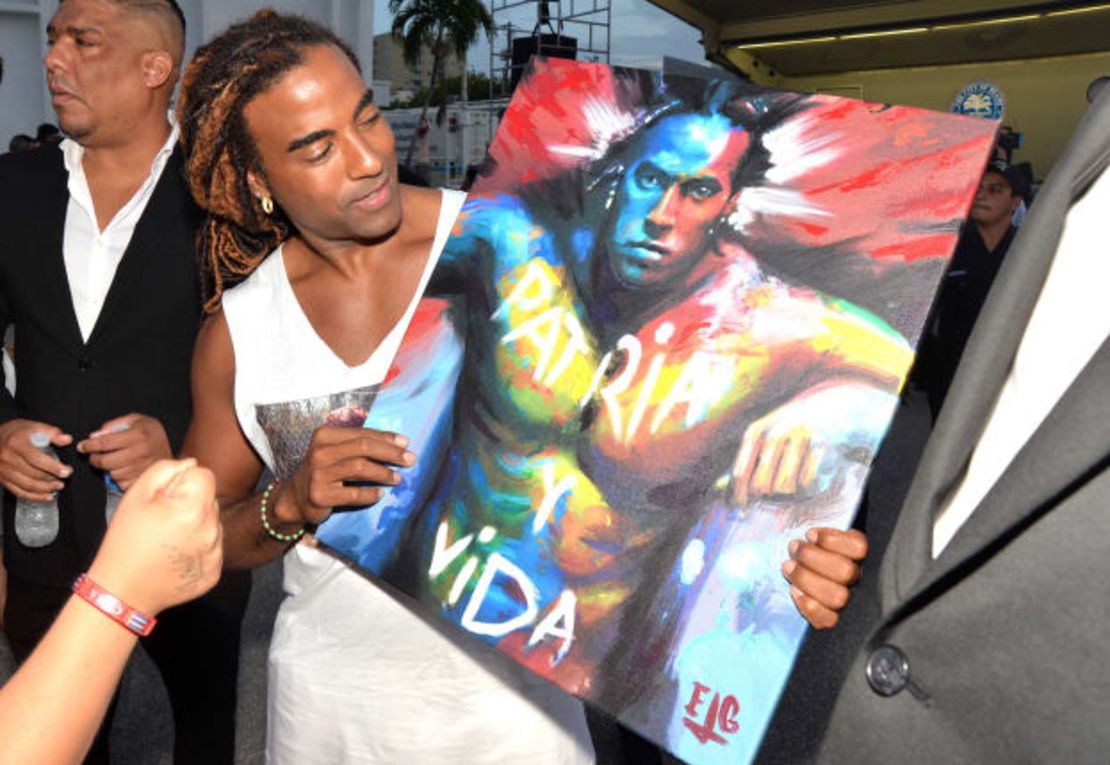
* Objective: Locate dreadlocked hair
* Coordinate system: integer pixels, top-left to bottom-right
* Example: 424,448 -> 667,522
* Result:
177,9 -> 360,313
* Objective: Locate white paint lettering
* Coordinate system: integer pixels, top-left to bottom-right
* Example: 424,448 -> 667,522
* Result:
651,352 -> 730,433
527,589 -> 578,663
543,310 -> 592,388
532,462 -> 579,534
597,334 -> 642,441
429,520 -> 474,579
493,259 -> 556,318
460,553 -> 540,637
578,349 -> 611,410
501,307 -> 563,382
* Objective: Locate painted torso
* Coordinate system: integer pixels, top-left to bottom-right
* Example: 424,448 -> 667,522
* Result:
420,193 -> 910,688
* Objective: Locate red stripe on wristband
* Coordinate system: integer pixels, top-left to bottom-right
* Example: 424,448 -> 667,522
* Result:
71,574 -> 156,637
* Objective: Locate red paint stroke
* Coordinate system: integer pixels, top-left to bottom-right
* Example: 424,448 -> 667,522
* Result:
387,297 -> 453,381
871,233 -> 960,262
481,60 -> 621,188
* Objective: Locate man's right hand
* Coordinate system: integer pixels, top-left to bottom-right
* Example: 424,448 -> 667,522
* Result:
89,459 -> 223,615
268,425 -> 414,530
0,420 -> 73,501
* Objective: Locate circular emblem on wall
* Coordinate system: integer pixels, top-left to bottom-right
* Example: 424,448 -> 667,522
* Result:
951,81 -> 1006,120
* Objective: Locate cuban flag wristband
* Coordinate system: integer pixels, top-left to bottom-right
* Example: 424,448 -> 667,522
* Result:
71,574 -> 157,637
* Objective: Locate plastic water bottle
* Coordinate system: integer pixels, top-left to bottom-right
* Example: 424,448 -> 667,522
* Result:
14,431 -> 60,547
101,422 -> 129,525
104,474 -> 124,526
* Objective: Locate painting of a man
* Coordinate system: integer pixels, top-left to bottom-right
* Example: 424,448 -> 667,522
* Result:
315,61 -> 997,763
408,74 -> 909,681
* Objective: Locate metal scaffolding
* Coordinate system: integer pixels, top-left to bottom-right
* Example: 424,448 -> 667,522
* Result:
487,0 -> 612,93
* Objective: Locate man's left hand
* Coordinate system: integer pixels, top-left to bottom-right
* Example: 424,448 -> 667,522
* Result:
77,414 -> 171,491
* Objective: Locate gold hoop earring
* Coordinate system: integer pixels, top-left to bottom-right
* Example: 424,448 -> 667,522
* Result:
260,196 -> 274,215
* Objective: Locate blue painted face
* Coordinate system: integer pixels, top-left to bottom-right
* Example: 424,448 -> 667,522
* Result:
606,112 -> 749,289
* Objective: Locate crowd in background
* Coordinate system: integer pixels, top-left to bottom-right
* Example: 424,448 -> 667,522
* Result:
6,123 -> 64,155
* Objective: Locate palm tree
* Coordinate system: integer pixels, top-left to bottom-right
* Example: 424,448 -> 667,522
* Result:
389,0 -> 494,167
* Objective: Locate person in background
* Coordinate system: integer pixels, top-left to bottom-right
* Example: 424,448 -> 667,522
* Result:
0,1 -> 249,761
36,123 -> 63,146
5,135 -> 36,154
0,458 -> 223,765
915,159 -> 1027,418
1088,75 -> 1109,104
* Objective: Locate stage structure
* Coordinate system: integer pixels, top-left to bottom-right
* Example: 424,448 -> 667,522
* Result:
488,0 -> 611,92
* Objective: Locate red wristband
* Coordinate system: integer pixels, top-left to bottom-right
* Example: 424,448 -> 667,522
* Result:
71,574 -> 157,637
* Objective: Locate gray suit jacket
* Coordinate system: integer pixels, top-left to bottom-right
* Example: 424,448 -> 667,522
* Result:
819,90 -> 1110,764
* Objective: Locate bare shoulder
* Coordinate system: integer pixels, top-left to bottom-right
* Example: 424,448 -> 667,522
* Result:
192,309 -> 235,390
399,184 -> 449,242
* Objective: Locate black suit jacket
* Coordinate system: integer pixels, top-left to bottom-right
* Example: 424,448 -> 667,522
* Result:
818,88 -> 1110,763
0,143 -> 202,587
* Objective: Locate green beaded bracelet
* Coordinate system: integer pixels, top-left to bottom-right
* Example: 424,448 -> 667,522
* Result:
260,481 -> 305,544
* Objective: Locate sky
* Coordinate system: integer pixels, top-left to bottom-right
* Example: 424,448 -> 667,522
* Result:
373,0 -> 709,74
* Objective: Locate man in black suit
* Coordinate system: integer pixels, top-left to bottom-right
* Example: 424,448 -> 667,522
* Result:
817,87 -> 1110,763
0,1 -> 248,762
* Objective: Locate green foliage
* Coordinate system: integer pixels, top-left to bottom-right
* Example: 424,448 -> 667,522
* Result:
389,0 -> 495,162
389,0 -> 494,63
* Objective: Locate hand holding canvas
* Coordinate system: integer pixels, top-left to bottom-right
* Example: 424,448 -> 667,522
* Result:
269,424 -> 415,527
729,381 -> 880,629
782,527 -> 867,629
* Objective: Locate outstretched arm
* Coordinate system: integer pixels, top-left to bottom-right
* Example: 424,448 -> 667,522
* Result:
0,459 -> 222,765
731,380 -> 893,631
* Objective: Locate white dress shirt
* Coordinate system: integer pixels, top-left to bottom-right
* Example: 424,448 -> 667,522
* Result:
61,119 -> 179,341
933,165 -> 1110,557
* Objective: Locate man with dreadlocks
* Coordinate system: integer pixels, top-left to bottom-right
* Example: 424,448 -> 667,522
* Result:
400,72 -> 913,725
0,1 -> 249,762
177,11 -> 594,765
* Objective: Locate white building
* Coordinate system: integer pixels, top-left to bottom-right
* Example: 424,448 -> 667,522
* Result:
0,0 -> 376,150
385,103 -> 503,187
373,32 -> 465,97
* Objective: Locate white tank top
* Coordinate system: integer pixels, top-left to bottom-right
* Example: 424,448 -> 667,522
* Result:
222,189 -> 593,765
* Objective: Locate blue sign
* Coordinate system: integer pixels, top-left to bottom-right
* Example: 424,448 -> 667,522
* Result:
952,81 -> 1005,120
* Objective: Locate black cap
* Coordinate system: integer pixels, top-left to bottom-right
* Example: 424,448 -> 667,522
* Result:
1088,75 -> 1109,104
984,159 -> 1027,200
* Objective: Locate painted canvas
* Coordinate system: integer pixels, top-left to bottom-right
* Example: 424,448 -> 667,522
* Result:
304,59 -> 998,764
